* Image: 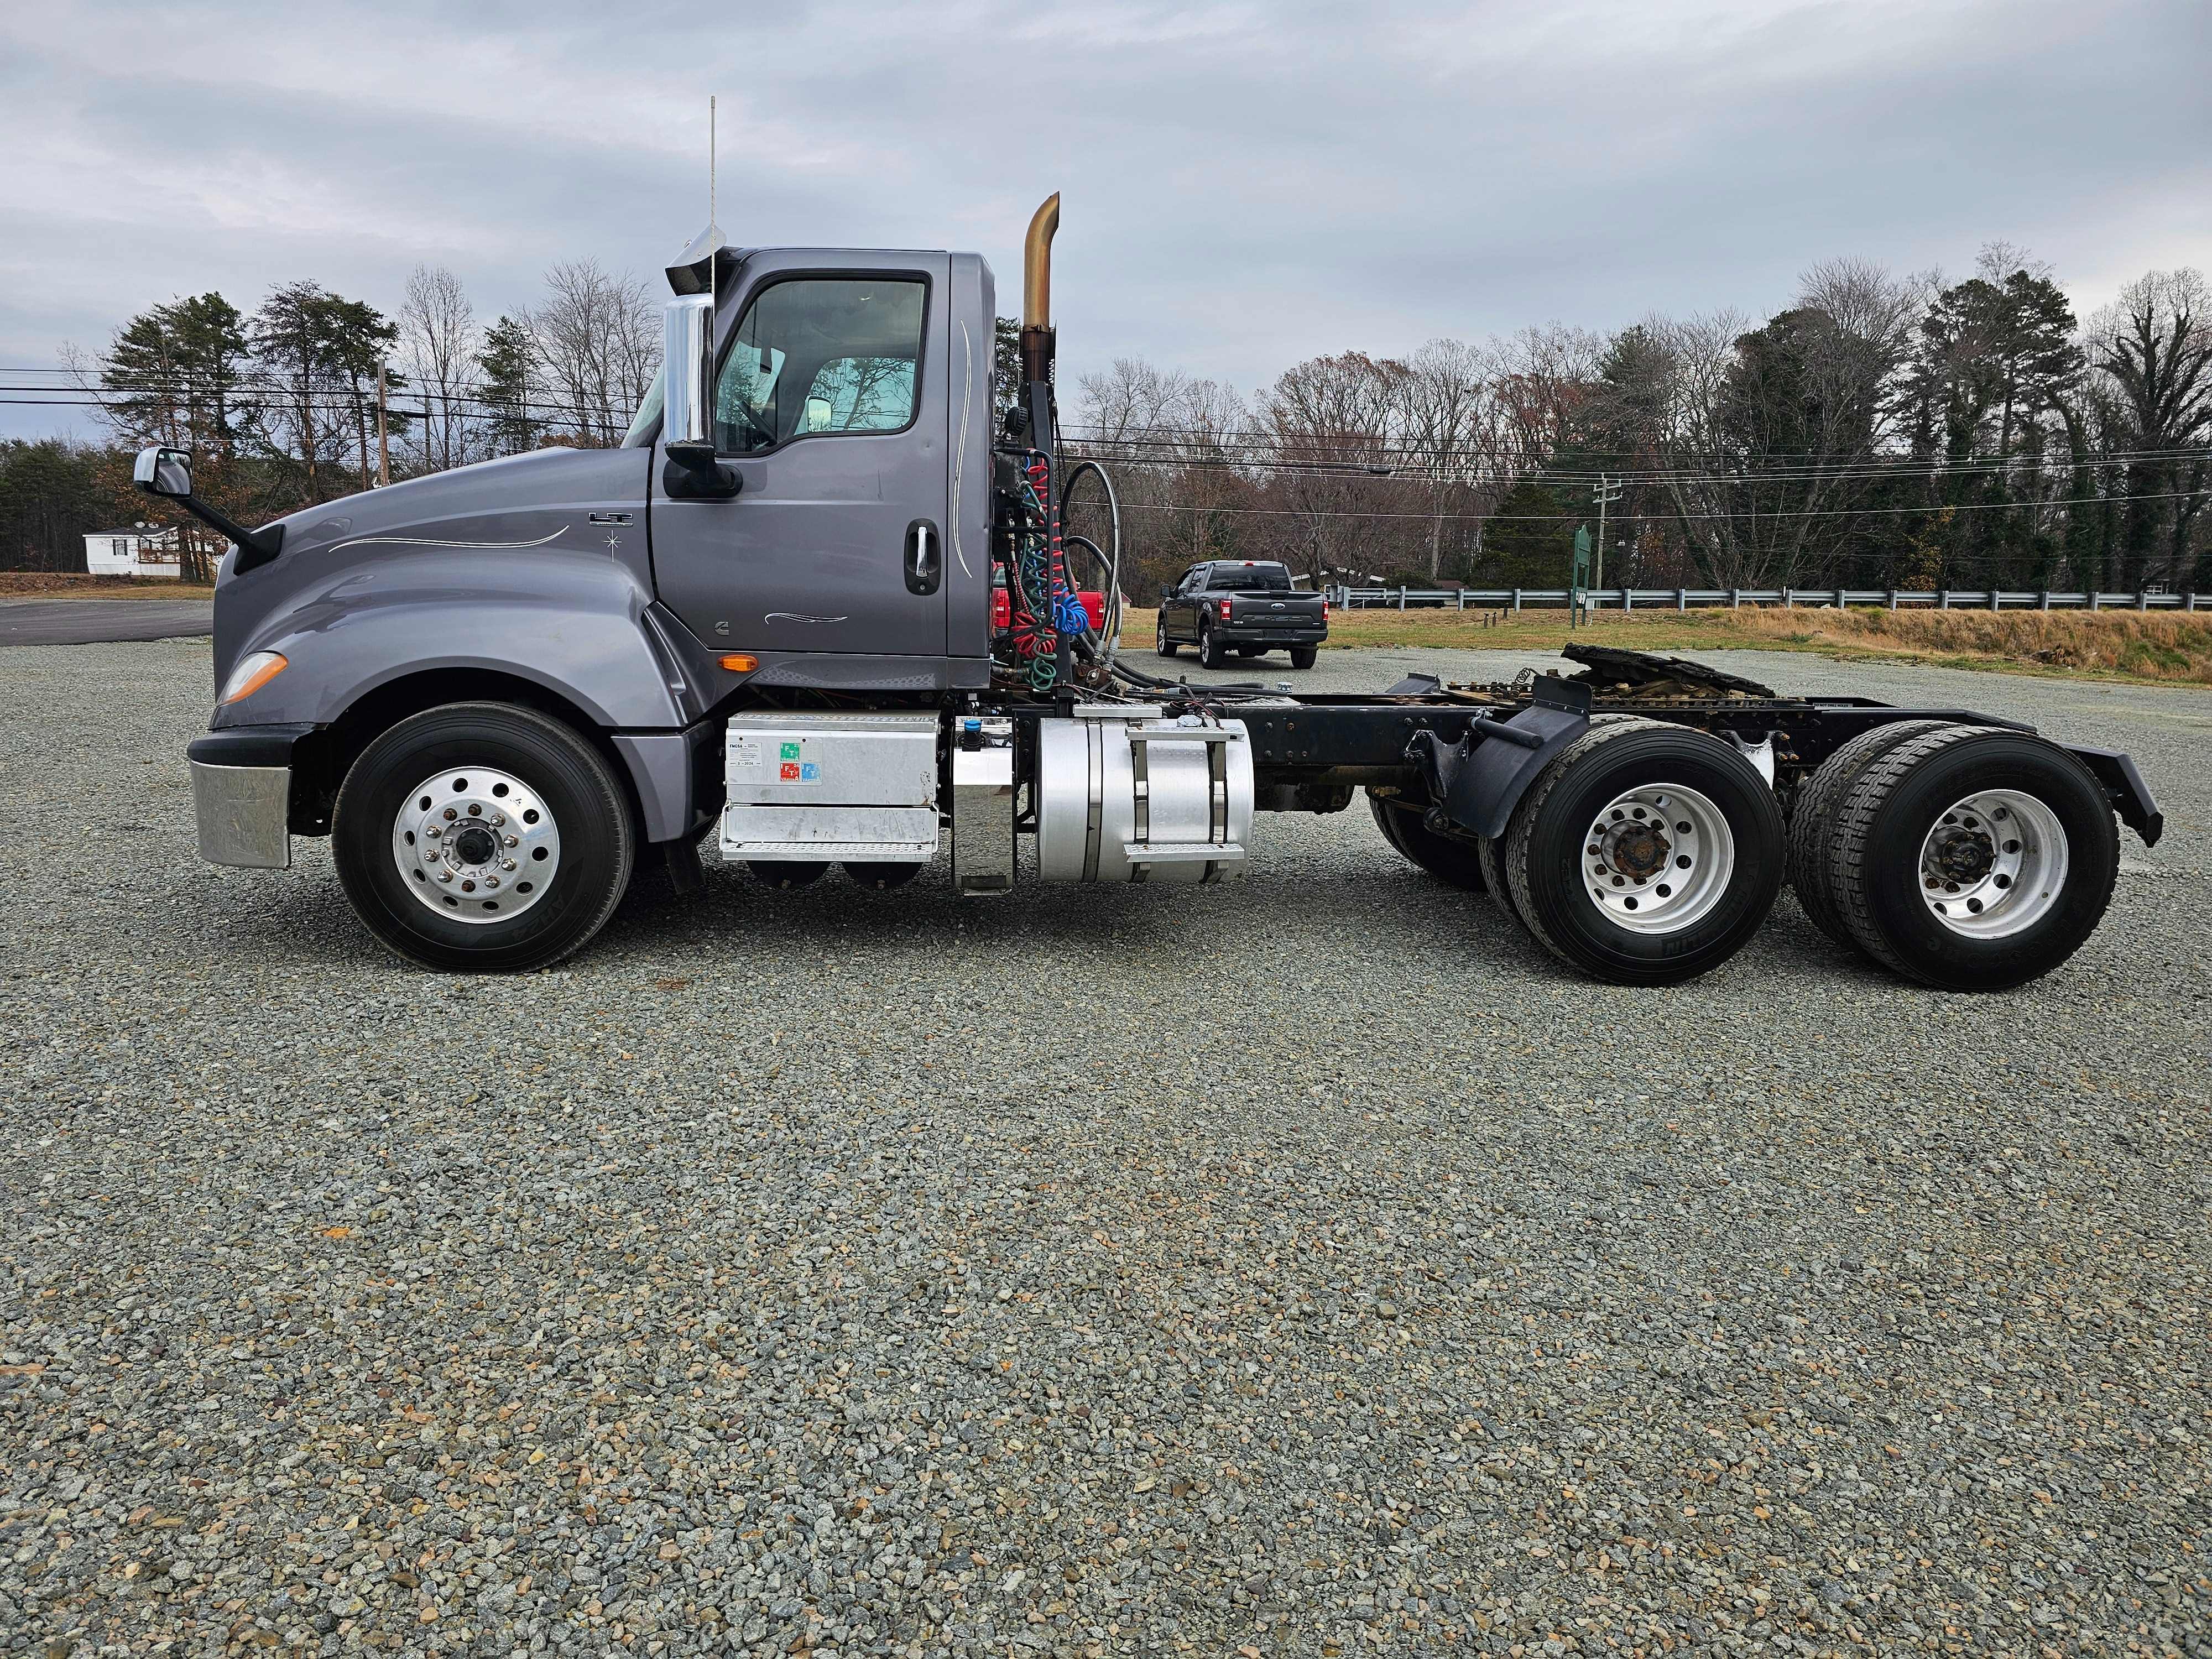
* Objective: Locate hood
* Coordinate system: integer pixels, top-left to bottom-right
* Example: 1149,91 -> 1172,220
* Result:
212,445 -> 654,696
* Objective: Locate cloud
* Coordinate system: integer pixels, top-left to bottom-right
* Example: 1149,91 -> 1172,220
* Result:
3,0 -> 2206,440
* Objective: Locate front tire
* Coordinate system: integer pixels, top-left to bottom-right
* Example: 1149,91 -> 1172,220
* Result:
1156,613 -> 1177,658
1829,728 -> 2117,990
333,702 -> 635,971
1501,720 -> 1783,985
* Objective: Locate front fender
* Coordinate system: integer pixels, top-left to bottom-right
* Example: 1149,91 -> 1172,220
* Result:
215,549 -> 704,733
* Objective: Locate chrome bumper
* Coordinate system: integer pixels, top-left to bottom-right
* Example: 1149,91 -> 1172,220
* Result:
190,760 -> 291,869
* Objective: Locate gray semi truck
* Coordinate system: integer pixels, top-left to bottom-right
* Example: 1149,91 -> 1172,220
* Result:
146,196 -> 2161,989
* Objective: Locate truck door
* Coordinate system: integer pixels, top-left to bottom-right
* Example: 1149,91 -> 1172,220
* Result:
651,255 -> 951,672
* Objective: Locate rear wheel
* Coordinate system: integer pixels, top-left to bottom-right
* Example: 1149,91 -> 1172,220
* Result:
1289,645 -> 1318,670
1785,718 -> 1952,945
333,702 -> 634,971
1367,791 -> 1487,891
1501,720 -> 1783,985
844,862 -> 921,889
1199,624 -> 1227,670
1156,613 -> 1177,658
1829,727 -> 2116,990
749,860 -> 826,889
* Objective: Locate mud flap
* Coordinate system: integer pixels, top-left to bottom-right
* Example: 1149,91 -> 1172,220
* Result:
1405,675 -> 1593,841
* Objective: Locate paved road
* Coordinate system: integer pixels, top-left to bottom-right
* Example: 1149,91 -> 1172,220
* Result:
2,638 -> 2205,1658
0,597 -> 213,645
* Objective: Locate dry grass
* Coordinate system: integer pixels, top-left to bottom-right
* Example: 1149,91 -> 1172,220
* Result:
0,572 -> 215,598
1124,604 -> 2212,686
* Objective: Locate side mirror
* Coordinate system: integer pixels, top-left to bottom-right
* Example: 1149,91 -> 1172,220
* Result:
660,294 -> 739,500
661,294 -> 717,459
134,446 -> 193,499
1160,583 -> 1175,602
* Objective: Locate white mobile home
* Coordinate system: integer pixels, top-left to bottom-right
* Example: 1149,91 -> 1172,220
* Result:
84,524 -> 182,579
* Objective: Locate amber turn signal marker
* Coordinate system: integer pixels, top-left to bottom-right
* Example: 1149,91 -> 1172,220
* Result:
717,653 -> 758,673
220,650 -> 289,704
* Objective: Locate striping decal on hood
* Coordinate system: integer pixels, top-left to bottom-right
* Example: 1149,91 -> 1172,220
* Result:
325,527 -> 570,556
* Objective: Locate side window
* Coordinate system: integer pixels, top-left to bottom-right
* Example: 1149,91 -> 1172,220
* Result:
714,276 -> 926,455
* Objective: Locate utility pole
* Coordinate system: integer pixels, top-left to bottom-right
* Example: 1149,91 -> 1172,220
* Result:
375,362 -> 390,488
1592,474 -> 1623,601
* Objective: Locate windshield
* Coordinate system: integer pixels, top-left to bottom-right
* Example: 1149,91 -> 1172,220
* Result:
619,367 -> 665,449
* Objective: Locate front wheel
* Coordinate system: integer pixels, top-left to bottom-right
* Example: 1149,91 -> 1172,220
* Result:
1156,613 -> 1177,658
1501,720 -> 1783,985
333,702 -> 635,971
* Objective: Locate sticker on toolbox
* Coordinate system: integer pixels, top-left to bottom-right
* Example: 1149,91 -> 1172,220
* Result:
741,736 -> 820,785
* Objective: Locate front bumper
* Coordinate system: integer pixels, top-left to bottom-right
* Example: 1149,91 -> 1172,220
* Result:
186,724 -> 315,869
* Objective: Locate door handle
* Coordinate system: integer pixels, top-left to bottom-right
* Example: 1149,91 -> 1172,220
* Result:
905,518 -> 941,596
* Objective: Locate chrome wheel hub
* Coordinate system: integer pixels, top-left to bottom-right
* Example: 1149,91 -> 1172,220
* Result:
1917,789 -> 2067,938
390,766 -> 561,925
1581,783 -> 1735,935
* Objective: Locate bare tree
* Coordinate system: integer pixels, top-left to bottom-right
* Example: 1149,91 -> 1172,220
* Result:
398,265 -> 477,473
532,260 -> 660,446
2085,268 -> 2212,588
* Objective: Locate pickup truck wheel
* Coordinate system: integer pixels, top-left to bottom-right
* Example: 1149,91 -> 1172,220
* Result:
1367,792 -> 1486,891
1199,624 -> 1227,670
1503,720 -> 1783,985
333,701 -> 634,972
1288,645 -> 1318,670
1784,718 -> 1952,945
1155,613 -> 1177,658
749,860 -> 826,889
1829,727 -> 2116,991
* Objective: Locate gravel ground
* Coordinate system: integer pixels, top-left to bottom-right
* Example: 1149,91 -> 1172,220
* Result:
3,639 -> 2206,1659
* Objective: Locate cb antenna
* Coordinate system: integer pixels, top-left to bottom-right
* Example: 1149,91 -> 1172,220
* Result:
664,95 -> 725,295
708,94 -> 717,309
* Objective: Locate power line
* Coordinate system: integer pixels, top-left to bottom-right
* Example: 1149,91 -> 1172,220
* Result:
1111,488 -> 2209,524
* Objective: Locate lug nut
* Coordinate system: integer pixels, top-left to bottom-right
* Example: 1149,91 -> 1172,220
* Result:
501,859 -> 517,871
491,813 -> 505,827
442,807 -> 457,821
485,876 -> 499,888
425,826 -> 440,839
437,870 -> 453,883
504,834 -> 518,847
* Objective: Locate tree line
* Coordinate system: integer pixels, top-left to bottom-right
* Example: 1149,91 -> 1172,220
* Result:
1065,248 -> 2211,601
3,244 -> 2206,599
2,261 -> 658,579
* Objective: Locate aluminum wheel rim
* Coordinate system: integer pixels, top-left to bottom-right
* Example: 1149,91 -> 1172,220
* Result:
1579,782 -> 1735,935
1157,614 -> 1170,653
1917,789 -> 2068,939
390,766 -> 561,925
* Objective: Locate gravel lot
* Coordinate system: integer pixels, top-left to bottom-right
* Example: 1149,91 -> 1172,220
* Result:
3,639 -> 2207,1659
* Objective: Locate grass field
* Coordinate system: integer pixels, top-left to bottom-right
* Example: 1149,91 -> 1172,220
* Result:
1128,604 -> 2212,687
0,571 -> 216,598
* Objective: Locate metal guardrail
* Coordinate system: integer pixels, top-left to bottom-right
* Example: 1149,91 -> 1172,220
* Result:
1327,585 -> 2205,614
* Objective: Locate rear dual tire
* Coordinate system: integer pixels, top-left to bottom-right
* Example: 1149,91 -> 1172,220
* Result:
1820,728 -> 2116,991
1499,720 -> 1785,985
1368,792 -> 1488,891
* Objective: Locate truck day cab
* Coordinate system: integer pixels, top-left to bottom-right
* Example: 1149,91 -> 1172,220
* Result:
149,196 -> 2161,989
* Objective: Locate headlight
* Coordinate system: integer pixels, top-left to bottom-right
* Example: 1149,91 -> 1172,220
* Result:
220,650 -> 289,705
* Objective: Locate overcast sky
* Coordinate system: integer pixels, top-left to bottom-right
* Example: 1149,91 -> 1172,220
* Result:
3,0 -> 2206,442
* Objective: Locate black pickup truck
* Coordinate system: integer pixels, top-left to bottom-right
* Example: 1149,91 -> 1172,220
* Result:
1156,560 -> 1329,669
